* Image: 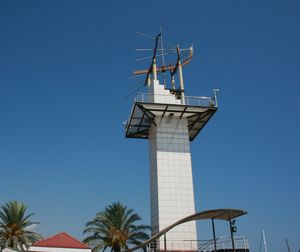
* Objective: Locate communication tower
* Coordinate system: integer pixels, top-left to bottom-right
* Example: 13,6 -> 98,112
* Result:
125,32 -> 218,251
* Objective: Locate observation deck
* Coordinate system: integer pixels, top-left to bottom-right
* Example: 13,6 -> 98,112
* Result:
125,92 -> 218,141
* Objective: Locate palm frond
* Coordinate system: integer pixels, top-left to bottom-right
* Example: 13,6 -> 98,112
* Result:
0,201 -> 42,251
83,202 -> 150,252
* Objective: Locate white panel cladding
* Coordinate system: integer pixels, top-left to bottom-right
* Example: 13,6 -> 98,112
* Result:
149,115 -> 197,250
29,247 -> 91,252
147,79 -> 197,250
148,80 -> 181,104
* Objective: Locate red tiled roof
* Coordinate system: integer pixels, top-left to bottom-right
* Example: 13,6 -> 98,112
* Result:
32,232 -> 89,249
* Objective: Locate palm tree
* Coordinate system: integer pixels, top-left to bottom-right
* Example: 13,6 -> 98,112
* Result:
83,202 -> 150,252
0,201 -> 42,250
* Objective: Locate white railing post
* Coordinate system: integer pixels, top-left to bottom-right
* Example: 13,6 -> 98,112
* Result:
213,89 -> 219,107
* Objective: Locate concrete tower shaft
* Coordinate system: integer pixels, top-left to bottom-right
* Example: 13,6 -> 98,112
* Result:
147,80 -> 197,250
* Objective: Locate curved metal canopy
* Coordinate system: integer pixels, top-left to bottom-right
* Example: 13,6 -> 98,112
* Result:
125,209 -> 247,252
191,209 -> 247,221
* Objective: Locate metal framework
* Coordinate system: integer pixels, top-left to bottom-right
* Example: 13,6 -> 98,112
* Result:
124,209 -> 247,252
125,93 -> 217,141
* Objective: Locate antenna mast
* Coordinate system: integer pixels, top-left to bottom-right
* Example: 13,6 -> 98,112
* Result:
160,27 -> 167,88
133,31 -> 194,100
262,230 -> 268,252
285,238 -> 291,252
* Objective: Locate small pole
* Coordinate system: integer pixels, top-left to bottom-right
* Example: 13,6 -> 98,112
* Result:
285,238 -> 291,252
262,230 -> 268,252
229,220 -> 236,252
164,234 -> 167,252
152,58 -> 157,81
211,218 -> 217,252
176,45 -> 185,104
160,27 -> 167,88
171,75 -> 175,90
213,89 -> 219,107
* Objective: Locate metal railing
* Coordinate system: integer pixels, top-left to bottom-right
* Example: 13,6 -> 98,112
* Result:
145,236 -> 249,252
147,239 -> 199,252
134,93 -> 217,107
198,236 -> 250,252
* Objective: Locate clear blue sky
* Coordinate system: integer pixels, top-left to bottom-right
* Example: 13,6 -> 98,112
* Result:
0,1 -> 299,252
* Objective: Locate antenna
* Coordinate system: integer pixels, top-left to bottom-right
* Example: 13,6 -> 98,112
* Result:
160,27 -> 167,87
133,30 -> 194,98
262,230 -> 268,252
285,238 -> 291,252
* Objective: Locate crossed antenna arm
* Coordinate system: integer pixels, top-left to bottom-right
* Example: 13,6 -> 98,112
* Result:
132,46 -> 193,76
